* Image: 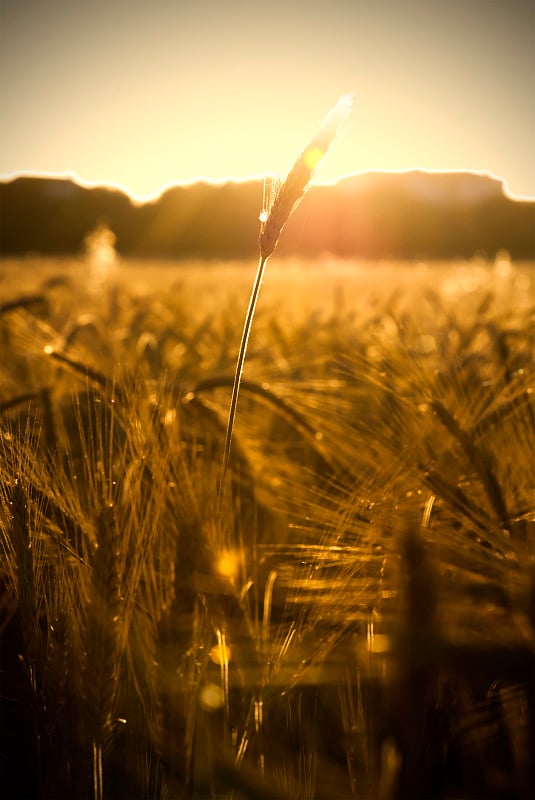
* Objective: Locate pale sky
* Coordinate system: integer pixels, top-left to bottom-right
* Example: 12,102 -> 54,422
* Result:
1,0 -> 534,200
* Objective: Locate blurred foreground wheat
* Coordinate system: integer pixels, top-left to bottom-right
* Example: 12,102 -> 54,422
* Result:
0,198 -> 534,799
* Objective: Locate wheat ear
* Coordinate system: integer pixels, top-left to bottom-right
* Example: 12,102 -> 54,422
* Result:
217,93 -> 353,506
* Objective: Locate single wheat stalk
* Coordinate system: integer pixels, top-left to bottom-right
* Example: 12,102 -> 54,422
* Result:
217,93 -> 353,507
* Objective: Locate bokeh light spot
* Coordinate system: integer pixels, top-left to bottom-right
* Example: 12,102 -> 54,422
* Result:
199,683 -> 224,711
209,642 -> 232,665
216,549 -> 240,579
304,147 -> 324,171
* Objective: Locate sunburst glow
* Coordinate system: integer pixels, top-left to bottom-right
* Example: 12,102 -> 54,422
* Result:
1,1 -> 533,200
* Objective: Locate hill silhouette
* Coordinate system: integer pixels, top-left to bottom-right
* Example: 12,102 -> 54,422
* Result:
1,172 -> 534,260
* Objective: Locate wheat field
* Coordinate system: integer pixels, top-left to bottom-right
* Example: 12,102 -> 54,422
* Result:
1,253 -> 534,799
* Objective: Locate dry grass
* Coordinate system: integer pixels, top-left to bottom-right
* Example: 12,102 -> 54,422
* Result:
0,251 -> 534,799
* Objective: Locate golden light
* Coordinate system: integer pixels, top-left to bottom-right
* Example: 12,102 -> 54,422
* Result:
216,549 -> 240,579
199,682 -> 224,711
304,146 -> 325,171
164,408 -> 176,426
209,642 -> 232,665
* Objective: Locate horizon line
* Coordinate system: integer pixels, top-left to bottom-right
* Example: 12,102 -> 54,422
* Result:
1,167 -> 534,205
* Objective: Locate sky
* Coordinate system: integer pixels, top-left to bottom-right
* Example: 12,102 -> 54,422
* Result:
1,0 -> 534,201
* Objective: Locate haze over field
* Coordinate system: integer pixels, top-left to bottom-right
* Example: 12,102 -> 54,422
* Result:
1,0 -> 534,201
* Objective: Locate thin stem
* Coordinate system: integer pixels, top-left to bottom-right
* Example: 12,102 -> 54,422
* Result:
217,254 -> 268,511
92,741 -> 103,800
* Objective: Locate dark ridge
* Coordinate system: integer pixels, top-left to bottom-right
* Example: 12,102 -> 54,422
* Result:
1,172 -> 534,260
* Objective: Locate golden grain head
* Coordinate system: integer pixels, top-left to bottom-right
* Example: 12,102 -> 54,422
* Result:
259,93 -> 353,259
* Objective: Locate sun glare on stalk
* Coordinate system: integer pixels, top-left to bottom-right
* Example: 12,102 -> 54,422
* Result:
259,92 -> 354,259
217,93 -> 354,508
304,146 -> 325,171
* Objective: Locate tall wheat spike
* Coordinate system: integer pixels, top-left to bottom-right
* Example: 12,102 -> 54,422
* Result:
217,93 -> 353,505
